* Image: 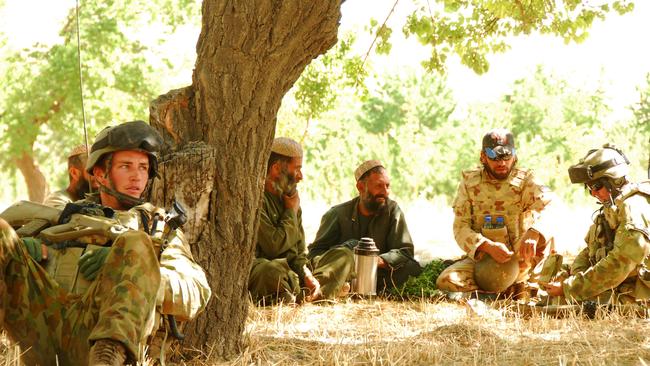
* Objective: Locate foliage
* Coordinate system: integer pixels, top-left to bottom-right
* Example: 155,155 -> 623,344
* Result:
0,0 -> 199,195
393,0 -> 635,73
390,258 -> 449,298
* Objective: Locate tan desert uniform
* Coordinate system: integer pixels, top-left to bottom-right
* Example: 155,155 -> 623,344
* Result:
43,189 -> 74,209
563,182 -> 650,302
437,166 -> 554,292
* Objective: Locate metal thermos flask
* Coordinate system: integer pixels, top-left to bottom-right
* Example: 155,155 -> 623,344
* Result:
353,237 -> 379,295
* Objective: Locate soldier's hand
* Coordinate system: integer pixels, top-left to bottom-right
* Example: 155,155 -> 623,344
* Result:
479,241 -> 513,263
283,191 -> 300,214
543,281 -> 564,297
517,229 -> 540,260
78,247 -> 110,280
21,237 -> 47,262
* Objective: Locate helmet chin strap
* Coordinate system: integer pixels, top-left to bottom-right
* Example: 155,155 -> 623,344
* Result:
98,184 -> 145,209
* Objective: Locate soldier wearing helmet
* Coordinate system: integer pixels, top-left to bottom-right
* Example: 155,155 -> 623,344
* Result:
436,128 -> 556,299
0,121 -> 211,366
544,144 -> 650,303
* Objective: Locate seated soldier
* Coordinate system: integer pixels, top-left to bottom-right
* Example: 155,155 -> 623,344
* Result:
308,160 -> 421,294
436,128 -> 555,299
544,144 -> 650,304
0,121 -> 211,366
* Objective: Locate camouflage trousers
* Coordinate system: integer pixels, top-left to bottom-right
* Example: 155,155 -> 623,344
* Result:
0,218 -> 160,366
249,247 -> 354,304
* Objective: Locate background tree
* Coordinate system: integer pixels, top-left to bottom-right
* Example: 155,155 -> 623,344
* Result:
0,0 -> 198,202
146,0 -> 633,359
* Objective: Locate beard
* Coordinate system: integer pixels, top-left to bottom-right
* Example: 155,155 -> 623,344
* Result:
483,161 -> 515,180
71,177 -> 91,200
274,167 -> 298,196
362,191 -> 387,214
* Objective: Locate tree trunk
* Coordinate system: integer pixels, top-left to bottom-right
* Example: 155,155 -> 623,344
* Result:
15,151 -> 48,203
149,0 -> 343,359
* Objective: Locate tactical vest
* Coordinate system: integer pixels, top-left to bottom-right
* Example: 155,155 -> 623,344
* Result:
463,167 -> 533,250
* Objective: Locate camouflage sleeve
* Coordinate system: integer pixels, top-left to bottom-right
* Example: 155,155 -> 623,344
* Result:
563,198 -> 650,301
157,229 -> 212,321
570,246 -> 591,274
257,201 -> 303,260
452,179 -> 486,259
308,208 -> 341,258
520,171 -> 555,241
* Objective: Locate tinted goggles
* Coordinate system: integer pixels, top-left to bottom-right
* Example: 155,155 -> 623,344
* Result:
92,121 -> 162,153
484,147 -> 515,161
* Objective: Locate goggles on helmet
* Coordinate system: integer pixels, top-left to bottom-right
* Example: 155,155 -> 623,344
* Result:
567,158 -> 621,184
91,120 -> 162,154
484,146 -> 515,161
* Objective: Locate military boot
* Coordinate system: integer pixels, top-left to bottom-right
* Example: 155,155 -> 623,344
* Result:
88,339 -> 127,366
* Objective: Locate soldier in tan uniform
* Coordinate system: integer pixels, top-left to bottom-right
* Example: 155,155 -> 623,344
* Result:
43,144 -> 94,209
0,121 -> 211,366
436,128 -> 555,297
544,145 -> 650,303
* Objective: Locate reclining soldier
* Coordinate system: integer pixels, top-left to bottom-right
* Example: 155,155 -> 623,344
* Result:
0,121 -> 211,365
436,128 -> 555,299
544,145 -> 650,304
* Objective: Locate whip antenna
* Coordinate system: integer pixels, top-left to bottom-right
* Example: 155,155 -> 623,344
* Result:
75,0 -> 93,192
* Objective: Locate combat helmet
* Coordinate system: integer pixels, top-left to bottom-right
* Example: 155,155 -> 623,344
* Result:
474,254 -> 519,293
86,120 -> 163,177
86,120 -> 163,207
567,144 -> 629,195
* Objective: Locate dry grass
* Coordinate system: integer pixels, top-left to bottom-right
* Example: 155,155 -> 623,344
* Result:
219,298 -> 650,366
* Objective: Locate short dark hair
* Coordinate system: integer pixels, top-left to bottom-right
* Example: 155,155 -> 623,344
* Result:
359,166 -> 385,182
267,152 -> 292,173
68,154 -> 86,170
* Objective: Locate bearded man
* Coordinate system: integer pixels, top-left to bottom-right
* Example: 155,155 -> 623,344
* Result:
44,144 -> 95,208
436,128 -> 555,299
249,137 -> 354,304
308,160 -> 421,294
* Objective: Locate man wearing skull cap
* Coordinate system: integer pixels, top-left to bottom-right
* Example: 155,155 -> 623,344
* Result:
436,128 -> 556,299
43,144 -> 95,209
249,137 -> 354,303
308,160 -> 421,293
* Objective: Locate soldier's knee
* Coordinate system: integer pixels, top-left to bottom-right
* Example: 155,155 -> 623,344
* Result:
265,260 -> 291,282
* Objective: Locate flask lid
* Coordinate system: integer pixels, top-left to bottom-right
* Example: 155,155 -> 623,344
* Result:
355,237 -> 379,255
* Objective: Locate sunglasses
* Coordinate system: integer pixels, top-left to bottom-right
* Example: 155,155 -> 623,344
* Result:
586,181 -> 605,191
484,147 -> 515,161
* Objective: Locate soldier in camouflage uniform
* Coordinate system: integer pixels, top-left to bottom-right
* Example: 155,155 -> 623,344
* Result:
436,129 -> 555,297
308,160 -> 421,294
0,121 -> 211,366
544,145 -> 650,303
249,137 -> 352,304
44,144 -> 94,209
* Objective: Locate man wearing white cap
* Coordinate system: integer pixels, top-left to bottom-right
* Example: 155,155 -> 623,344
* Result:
249,137 -> 354,303
43,144 -> 94,209
308,160 -> 421,293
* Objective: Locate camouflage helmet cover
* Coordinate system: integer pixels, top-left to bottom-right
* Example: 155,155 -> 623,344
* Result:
567,144 -> 629,184
474,254 -> 519,293
86,120 -> 163,177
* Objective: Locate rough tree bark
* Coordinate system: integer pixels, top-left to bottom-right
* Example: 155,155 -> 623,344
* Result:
149,0 -> 343,359
16,150 -> 48,203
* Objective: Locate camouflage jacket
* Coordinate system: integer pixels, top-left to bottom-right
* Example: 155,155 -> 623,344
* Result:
307,196 -> 415,267
256,191 -> 308,281
43,189 -> 74,210
44,199 -> 211,322
564,181 -> 650,301
452,166 -> 555,259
